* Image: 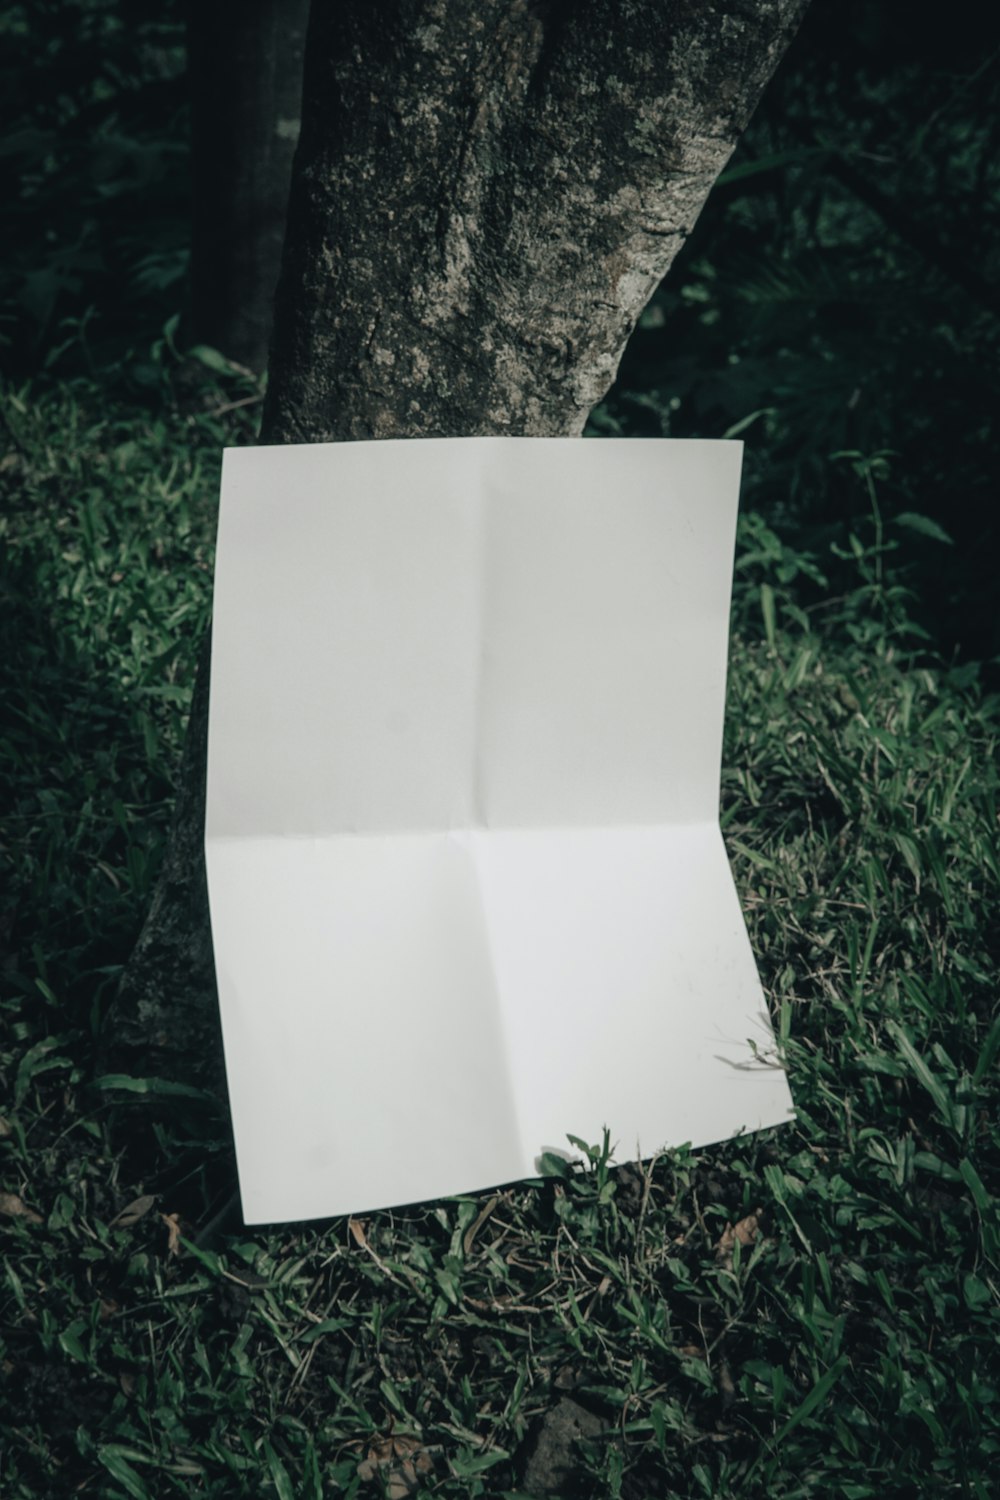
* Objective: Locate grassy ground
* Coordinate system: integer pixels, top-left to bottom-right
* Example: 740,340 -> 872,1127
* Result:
1,370 -> 998,1498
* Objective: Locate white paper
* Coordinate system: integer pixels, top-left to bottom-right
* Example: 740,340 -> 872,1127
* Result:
205,437 -> 794,1224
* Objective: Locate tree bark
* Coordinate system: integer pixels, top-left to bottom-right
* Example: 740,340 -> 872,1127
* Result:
265,0 -> 810,443
187,0 -> 310,371
103,0 -> 809,1096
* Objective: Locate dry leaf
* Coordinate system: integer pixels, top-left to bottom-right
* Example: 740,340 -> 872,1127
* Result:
715,1212 -> 760,1269
0,1191 -> 43,1223
346,1216 -> 405,1284
463,1195 -> 499,1255
110,1194 -> 156,1229
99,1297 -> 120,1322
0,1116 -> 13,1139
357,1433 -> 433,1497
160,1212 -> 183,1256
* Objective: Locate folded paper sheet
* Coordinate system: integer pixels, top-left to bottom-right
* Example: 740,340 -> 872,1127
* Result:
206,437 -> 794,1224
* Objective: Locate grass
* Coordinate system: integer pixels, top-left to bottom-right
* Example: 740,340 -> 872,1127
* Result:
1,367 -> 998,1498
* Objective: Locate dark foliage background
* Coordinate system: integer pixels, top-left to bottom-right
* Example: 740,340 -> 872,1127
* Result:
2,0 -> 998,663
598,3 -> 1000,669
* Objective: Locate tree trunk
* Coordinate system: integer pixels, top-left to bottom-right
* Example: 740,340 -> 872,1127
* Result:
264,0 -> 809,443
103,0 -> 809,1096
187,0 -> 310,372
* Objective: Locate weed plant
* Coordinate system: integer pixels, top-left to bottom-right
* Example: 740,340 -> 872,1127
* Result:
1,365 -> 998,1498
